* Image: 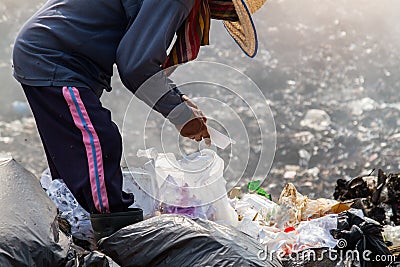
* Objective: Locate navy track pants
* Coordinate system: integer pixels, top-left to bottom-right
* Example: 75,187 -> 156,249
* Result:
22,84 -> 134,213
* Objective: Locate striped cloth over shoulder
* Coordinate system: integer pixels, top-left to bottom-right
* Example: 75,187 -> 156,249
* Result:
162,0 -> 239,69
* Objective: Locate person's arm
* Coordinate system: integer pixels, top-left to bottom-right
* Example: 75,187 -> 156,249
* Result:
116,0 -> 195,125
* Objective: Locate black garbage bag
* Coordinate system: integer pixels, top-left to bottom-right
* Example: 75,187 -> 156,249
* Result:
386,172 -> 400,225
0,156 -> 69,267
98,214 -> 283,267
65,250 -> 111,267
333,169 -> 400,225
330,210 -> 393,267
333,177 -> 372,201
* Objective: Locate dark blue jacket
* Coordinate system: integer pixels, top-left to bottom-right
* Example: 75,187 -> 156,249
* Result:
13,0 -> 194,124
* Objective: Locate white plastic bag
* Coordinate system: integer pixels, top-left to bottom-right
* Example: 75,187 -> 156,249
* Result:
40,169 -> 94,244
132,148 -> 238,226
295,214 -> 338,249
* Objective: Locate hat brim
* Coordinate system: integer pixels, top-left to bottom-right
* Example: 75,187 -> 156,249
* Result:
223,0 -> 258,58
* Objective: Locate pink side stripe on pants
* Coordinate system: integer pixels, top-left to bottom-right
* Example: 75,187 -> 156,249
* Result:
62,86 -> 110,213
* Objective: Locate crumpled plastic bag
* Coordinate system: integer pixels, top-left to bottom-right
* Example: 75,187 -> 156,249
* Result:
65,250 -> 113,267
40,169 -> 94,247
277,183 -> 349,227
330,210 -> 393,267
295,214 -> 338,249
259,228 -> 298,255
258,214 -> 338,256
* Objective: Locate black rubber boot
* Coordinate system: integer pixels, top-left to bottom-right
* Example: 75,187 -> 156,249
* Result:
90,208 -> 143,243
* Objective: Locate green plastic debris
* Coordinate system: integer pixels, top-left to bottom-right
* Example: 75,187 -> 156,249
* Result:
247,180 -> 261,192
247,181 -> 272,200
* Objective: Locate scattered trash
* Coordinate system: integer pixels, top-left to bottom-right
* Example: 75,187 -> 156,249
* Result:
235,193 -> 279,224
11,100 -> 31,118
3,1 -> 400,266
264,214 -> 339,256
383,225 -> 400,247
231,183 -> 355,258
300,109 -> 331,131
298,149 -> 311,167
348,97 -> 378,116
334,176 -> 372,201
333,169 -> 400,225
229,186 -> 242,199
248,180 -> 272,200
277,183 -> 349,227
283,165 -> 300,180
295,214 -> 338,249
283,170 -> 297,179
5,0 -> 400,211
3,151 -> 400,266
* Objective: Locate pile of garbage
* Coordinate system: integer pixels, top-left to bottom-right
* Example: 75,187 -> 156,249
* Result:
231,182 -> 398,266
334,169 -> 400,226
1,149 -> 399,266
232,183 -> 346,253
19,149 -> 396,266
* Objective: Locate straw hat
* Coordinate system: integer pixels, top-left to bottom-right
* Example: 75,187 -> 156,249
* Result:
224,0 -> 267,57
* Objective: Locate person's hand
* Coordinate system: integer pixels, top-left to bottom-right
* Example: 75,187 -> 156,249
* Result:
176,96 -> 211,146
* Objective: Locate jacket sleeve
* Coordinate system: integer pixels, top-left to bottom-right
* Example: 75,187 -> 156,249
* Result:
116,0 -> 195,125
